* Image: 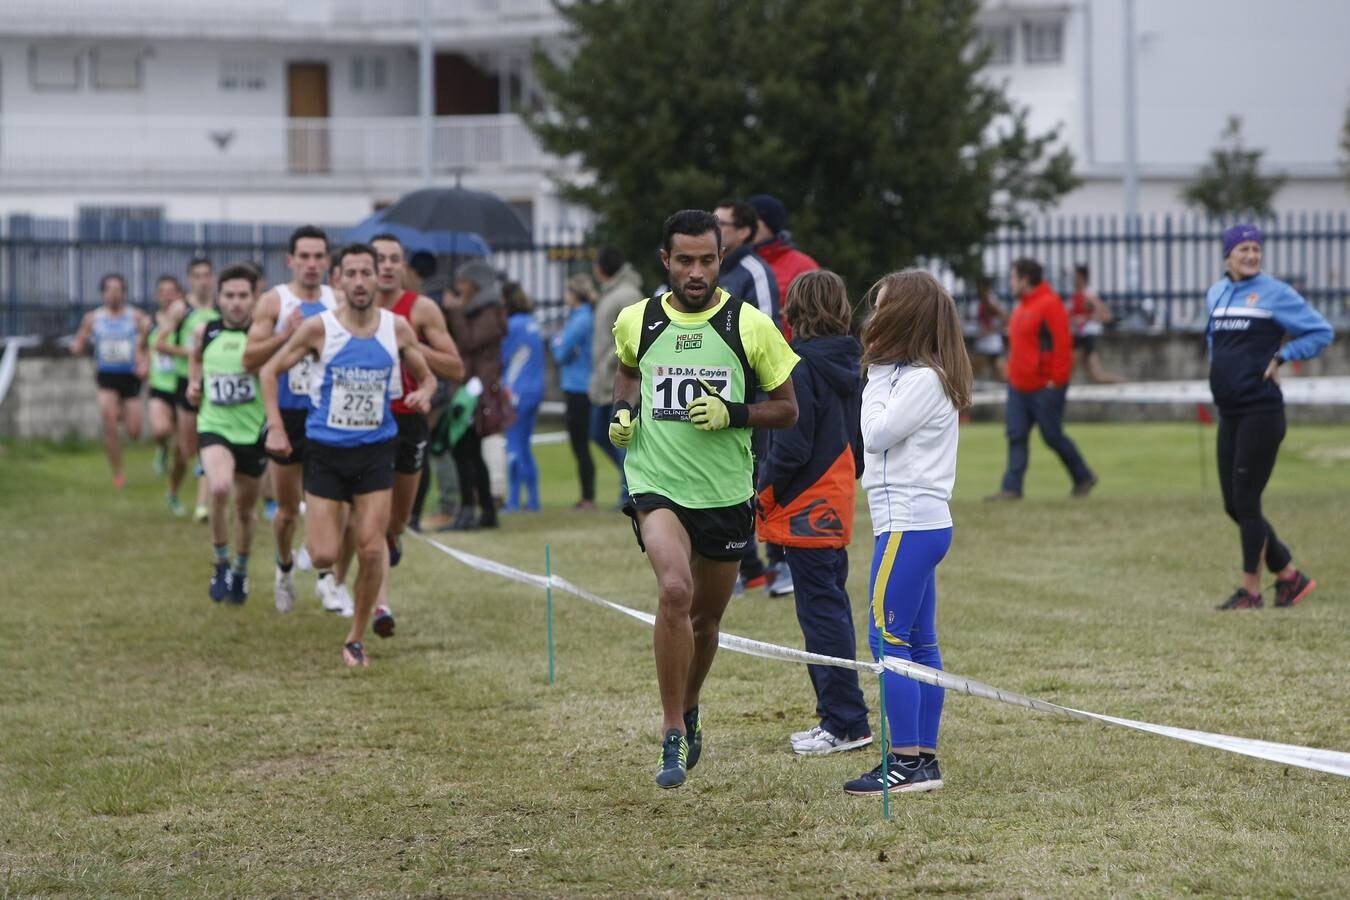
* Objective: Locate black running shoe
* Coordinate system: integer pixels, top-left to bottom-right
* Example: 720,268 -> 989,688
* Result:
655,728 -> 688,789
343,641 -> 368,668
684,706 -> 702,770
1217,587 -> 1262,610
1273,571 -> 1316,608
388,534 -> 402,568
843,754 -> 943,796
373,604 -> 396,638
209,561 -> 230,602
227,570 -> 248,605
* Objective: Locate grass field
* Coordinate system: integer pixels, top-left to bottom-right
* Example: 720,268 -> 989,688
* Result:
2,421 -> 1349,898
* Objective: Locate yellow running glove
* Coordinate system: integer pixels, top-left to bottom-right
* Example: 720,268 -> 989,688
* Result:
609,403 -> 636,448
687,378 -> 748,431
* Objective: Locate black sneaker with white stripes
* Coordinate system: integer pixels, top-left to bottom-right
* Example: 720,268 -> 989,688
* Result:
843,754 -> 943,796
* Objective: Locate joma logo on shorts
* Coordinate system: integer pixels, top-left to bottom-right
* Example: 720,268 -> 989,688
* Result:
674,333 -> 703,352
724,539 -> 748,551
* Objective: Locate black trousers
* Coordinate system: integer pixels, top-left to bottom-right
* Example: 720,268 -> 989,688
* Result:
1217,408 -> 1291,575
453,427 -> 494,521
564,391 -> 595,502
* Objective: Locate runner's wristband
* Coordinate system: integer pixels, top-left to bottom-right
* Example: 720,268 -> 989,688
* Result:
726,402 -> 749,429
613,400 -> 635,419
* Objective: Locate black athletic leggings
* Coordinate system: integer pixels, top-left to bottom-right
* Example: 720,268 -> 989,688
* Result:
564,392 -> 595,502
453,428 -> 493,519
1217,408 -> 1291,575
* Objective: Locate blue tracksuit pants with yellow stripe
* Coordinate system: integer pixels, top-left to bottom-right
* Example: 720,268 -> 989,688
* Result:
868,528 -> 952,750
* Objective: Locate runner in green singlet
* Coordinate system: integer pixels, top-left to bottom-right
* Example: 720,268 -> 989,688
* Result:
148,275 -> 188,514
158,257 -> 220,523
609,210 -> 800,788
187,264 -> 266,607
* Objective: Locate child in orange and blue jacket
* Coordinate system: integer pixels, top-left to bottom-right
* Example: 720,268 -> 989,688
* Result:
757,270 -> 872,756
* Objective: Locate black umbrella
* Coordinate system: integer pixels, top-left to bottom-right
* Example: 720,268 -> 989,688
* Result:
376,187 -> 532,250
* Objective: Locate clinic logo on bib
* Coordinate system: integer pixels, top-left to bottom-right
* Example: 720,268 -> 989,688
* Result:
674,332 -> 703,353
1246,292 -> 1260,306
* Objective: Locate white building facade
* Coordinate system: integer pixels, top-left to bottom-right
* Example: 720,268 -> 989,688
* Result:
1,0 -> 1348,231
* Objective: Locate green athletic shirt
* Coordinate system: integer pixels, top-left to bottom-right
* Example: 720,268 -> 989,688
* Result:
176,304 -> 221,378
147,325 -> 178,392
197,321 -> 264,445
613,288 -> 798,508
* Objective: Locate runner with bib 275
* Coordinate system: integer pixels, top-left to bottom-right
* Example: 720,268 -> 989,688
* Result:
609,209 -> 800,789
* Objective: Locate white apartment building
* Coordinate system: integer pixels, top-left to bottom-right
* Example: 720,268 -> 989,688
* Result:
1,0 -> 1347,233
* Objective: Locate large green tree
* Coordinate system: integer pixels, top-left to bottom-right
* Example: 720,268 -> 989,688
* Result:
530,0 -> 1077,290
1181,116 -> 1286,219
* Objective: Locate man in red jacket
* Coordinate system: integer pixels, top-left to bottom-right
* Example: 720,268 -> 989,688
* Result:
988,257 -> 1097,500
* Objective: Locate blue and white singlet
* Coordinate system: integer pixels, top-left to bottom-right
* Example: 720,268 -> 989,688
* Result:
276,283 -> 338,410
92,308 -> 139,374
306,308 -> 402,447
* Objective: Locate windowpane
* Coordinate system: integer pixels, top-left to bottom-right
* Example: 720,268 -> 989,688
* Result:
1024,21 -> 1063,64
979,26 -> 1014,66
92,47 -> 141,90
29,45 -> 80,90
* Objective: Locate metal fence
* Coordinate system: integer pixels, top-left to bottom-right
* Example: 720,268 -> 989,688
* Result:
952,212 -> 1350,332
0,215 -> 591,338
4,212 -> 1348,339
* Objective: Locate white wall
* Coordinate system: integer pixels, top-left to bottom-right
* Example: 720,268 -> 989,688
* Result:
0,37 -> 417,119
1085,0 -> 1350,171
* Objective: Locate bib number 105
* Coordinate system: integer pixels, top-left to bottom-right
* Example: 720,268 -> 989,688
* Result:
208,373 -> 256,406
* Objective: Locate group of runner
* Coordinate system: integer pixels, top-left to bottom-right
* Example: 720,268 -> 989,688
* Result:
77,226 -> 462,667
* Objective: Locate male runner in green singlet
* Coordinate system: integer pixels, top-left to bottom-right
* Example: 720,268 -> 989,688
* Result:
187,264 -> 266,606
609,210 -> 799,788
159,256 -> 220,522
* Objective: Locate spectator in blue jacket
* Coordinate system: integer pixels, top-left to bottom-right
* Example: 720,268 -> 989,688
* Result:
757,270 -> 871,756
501,281 -> 547,512
553,273 -> 597,508
715,198 -> 780,327
1206,223 -> 1333,611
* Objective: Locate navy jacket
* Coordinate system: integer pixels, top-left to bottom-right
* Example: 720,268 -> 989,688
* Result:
720,243 -> 780,328
1206,272 -> 1333,416
757,335 -> 863,548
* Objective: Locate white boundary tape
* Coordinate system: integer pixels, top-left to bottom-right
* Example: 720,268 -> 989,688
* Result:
0,335 -> 38,410
410,532 -> 1350,778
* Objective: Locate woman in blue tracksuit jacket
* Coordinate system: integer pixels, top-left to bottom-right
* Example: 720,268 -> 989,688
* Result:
552,273 -> 596,508
1206,223 -> 1333,611
501,282 -> 547,511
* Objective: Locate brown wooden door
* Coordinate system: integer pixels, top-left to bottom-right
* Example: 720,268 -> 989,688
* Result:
287,62 -> 329,173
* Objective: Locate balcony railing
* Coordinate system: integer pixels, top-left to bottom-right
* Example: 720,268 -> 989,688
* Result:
0,114 -> 554,184
0,0 -> 561,38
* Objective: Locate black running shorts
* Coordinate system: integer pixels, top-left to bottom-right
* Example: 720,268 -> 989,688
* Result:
174,375 -> 198,413
623,493 -> 754,562
198,431 -> 268,479
149,387 -> 177,407
267,406 -> 310,466
97,371 -> 142,399
394,412 -> 429,475
304,439 -> 397,503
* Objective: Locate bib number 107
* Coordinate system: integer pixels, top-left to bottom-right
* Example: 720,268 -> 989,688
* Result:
650,367 -> 730,422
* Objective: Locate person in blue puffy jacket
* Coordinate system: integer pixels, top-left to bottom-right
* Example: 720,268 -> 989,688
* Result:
501,281 -> 547,511
552,273 -> 597,508
1205,224 -> 1333,611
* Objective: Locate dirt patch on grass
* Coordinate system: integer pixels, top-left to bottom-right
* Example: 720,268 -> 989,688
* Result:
234,753 -> 348,781
1302,444 -> 1350,463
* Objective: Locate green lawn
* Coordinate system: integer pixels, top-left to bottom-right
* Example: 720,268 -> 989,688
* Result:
2,422 -> 1348,897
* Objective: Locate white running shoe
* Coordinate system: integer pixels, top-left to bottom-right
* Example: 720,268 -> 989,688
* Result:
792,725 -> 873,756
274,567 -> 296,613
767,561 -> 795,597
789,725 -> 818,744
316,572 -> 343,613
295,545 -> 313,572
335,583 -> 355,618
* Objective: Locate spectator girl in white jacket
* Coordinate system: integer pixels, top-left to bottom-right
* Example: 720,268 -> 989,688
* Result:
843,270 -> 972,797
